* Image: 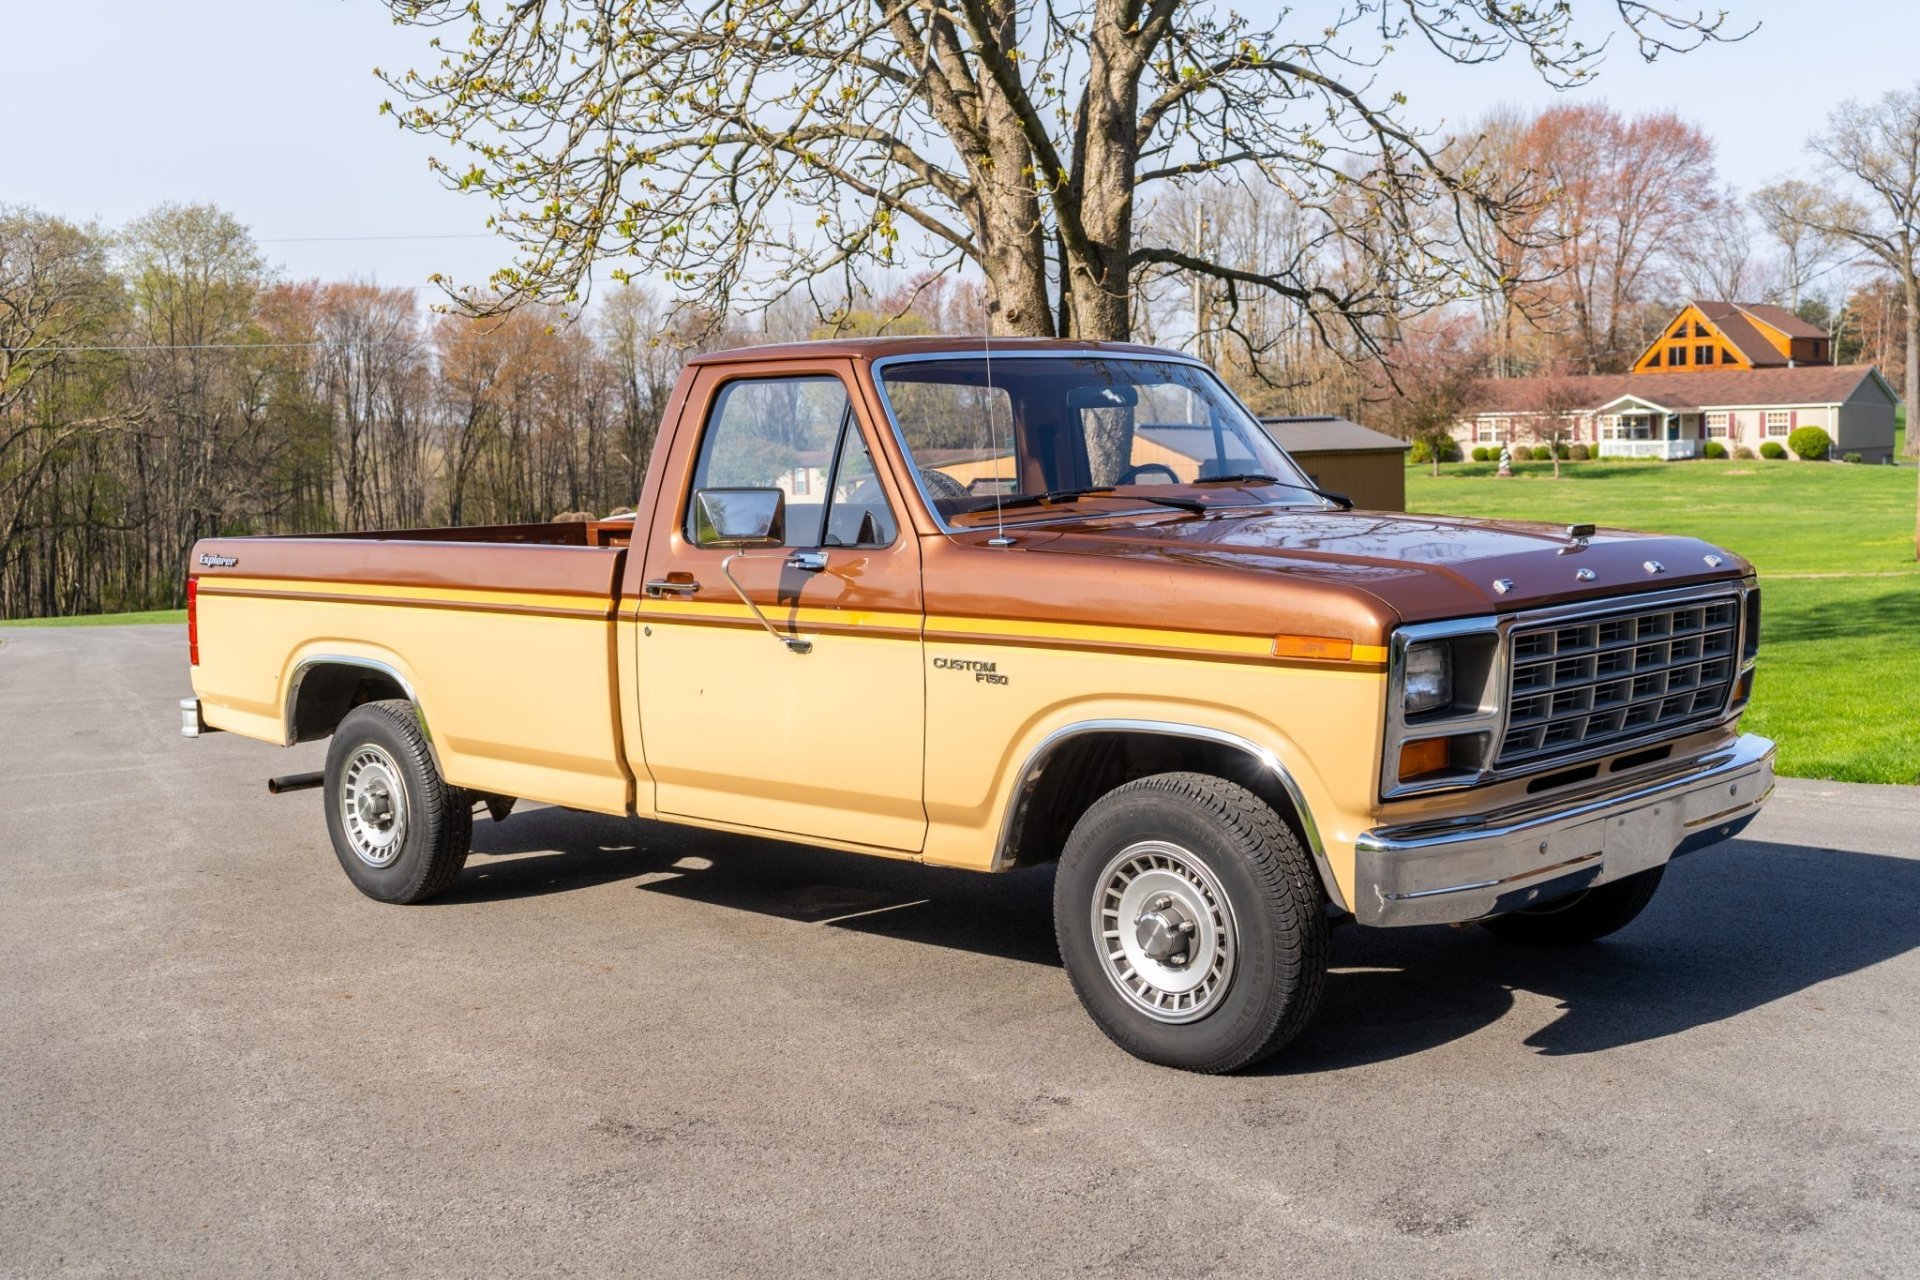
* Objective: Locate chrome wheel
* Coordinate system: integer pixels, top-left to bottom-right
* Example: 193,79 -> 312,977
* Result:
340,744 -> 408,869
1091,840 -> 1237,1024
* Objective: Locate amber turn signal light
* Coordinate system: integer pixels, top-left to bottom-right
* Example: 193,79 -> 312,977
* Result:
1271,634 -> 1353,662
1398,737 -> 1450,781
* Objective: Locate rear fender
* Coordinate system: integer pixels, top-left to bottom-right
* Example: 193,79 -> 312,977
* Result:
282,647 -> 443,774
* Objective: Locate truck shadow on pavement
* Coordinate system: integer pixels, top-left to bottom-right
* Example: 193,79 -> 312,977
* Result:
1272,835 -> 1920,1073
458,808 -> 1920,1069
457,804 -> 1063,967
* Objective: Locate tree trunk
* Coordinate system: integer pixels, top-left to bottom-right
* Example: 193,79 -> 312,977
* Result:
973,8 -> 1053,337
1061,3 -> 1139,342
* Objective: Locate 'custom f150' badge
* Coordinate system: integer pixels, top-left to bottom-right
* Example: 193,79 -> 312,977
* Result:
933,656 -> 1008,686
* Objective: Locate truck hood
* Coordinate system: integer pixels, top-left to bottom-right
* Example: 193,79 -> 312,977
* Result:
1003,506 -> 1750,624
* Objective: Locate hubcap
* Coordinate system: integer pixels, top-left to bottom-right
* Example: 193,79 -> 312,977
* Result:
340,745 -> 408,868
1134,896 -> 1196,964
1091,841 -> 1237,1024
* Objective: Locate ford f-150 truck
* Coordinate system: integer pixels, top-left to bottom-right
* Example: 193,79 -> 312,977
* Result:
182,337 -> 1774,1072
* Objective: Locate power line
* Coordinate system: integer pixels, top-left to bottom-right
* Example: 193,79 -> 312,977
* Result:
254,233 -> 499,243
0,339 -> 428,354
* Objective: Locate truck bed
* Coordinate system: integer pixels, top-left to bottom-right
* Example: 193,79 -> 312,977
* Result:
189,522 -> 639,816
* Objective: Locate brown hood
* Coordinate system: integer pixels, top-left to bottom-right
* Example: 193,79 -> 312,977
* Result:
973,507 -> 1751,631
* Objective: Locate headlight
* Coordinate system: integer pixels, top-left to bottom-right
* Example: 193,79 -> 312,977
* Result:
1403,641 -> 1453,715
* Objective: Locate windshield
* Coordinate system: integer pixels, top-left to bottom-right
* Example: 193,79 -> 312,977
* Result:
875,356 -> 1319,525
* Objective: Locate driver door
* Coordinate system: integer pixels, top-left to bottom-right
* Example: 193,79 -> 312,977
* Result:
634,363 -> 927,852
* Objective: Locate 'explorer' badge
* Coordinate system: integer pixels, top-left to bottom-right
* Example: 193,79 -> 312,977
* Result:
198,553 -> 238,568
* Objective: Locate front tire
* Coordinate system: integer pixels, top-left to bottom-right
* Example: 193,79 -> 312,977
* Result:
1480,865 -> 1665,945
323,700 -> 472,904
1054,773 -> 1330,1073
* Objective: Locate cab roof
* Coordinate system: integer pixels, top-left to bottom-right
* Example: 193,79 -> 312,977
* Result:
685,336 -> 1188,364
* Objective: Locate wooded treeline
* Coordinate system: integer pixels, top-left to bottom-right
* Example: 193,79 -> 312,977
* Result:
0,203 -> 721,619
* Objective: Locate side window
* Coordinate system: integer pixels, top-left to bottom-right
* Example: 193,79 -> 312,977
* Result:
687,375 -> 897,549
689,377 -> 849,548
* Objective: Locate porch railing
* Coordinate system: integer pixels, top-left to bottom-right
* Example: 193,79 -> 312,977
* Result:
1598,439 -> 1702,461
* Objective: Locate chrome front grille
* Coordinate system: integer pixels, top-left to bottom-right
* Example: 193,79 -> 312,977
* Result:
1498,594 -> 1740,768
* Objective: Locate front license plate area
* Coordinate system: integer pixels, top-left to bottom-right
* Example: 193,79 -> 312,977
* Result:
1601,798 -> 1686,883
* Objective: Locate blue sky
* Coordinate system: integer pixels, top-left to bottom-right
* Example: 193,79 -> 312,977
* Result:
6,0 -> 1916,295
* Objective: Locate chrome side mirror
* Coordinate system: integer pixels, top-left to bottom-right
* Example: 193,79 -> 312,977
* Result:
690,486 -> 812,655
692,488 -> 786,547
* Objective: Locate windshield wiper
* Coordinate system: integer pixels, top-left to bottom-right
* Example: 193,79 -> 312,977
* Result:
966,485 -> 1212,519
1190,473 -> 1354,510
980,485 -> 1116,512
1190,472 -> 1283,486
1128,493 -> 1209,513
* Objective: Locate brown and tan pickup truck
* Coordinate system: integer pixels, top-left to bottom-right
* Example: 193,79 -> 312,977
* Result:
182,337 -> 1774,1071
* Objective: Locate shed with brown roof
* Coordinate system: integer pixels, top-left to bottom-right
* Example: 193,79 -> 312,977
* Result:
1260,415 -> 1412,510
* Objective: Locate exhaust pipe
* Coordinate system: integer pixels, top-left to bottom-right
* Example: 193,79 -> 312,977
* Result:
267,771 -> 324,795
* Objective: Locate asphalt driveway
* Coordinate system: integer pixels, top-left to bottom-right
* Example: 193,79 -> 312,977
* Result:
2,624 -> 1916,1277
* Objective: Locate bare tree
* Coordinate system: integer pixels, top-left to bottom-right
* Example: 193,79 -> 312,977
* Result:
1751,178 -> 1840,310
1787,87 -> 1920,469
597,286 -> 682,507
379,0 -> 1741,348
1513,104 -> 1722,372
1456,106 -> 1559,380
0,210 -> 115,422
0,209 -> 126,615
314,283 -> 426,529
1516,368 -> 1594,478
120,203 -> 270,601
1677,187 -> 1761,303
1365,320 -> 1484,477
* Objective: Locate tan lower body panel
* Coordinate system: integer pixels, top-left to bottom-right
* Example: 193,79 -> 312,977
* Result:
197,580 -> 1391,896
636,616 -> 928,852
193,587 -> 632,816
918,639 -> 1389,900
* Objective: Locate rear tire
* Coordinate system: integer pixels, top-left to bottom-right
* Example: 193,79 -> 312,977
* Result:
1054,772 -> 1330,1073
1480,865 -> 1665,945
323,700 -> 472,904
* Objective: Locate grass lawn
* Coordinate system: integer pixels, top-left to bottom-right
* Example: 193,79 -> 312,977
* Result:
0,609 -> 187,628
1407,458 -> 1919,785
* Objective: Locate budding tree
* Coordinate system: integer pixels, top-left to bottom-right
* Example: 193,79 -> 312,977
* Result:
380,0 -> 1740,342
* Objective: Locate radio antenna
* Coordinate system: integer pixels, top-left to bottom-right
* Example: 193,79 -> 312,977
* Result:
984,298 -> 1013,548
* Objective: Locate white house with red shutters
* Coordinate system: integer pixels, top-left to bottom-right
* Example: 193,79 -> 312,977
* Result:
1455,302 -> 1902,462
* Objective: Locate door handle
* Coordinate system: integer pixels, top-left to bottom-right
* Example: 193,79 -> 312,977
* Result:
784,550 -> 829,573
643,578 -> 702,598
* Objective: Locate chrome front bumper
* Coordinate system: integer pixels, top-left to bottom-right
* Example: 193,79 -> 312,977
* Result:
1353,733 -> 1775,926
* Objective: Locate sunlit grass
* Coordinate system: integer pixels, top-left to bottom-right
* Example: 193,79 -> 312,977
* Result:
0,609 -> 187,628
1407,459 -> 1919,785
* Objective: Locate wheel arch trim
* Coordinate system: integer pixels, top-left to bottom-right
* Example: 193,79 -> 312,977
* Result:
283,653 -> 444,774
991,718 -> 1346,912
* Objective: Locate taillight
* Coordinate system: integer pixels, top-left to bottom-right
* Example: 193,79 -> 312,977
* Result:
187,577 -> 200,666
